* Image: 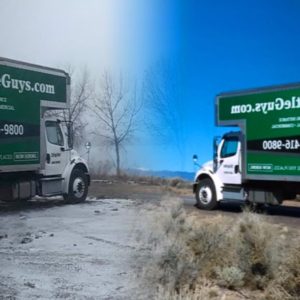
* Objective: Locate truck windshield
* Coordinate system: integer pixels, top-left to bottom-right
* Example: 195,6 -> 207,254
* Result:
46,121 -> 64,146
221,137 -> 238,158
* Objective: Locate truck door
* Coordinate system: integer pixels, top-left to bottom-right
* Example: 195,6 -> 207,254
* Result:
44,120 -> 70,176
216,135 -> 242,185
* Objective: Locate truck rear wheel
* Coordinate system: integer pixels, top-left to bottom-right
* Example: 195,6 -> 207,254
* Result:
196,178 -> 218,210
64,169 -> 88,203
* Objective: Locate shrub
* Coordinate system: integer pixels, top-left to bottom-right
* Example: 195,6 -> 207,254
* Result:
137,198 -> 233,293
136,197 -> 300,299
216,266 -> 245,289
155,281 -> 220,300
169,177 -> 182,187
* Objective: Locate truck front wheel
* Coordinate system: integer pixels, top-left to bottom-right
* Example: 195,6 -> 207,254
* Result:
64,169 -> 88,203
196,178 -> 218,210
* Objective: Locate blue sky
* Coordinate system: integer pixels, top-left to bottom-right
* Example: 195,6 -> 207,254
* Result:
179,0 -> 300,172
1,0 -> 300,172
131,0 -> 300,172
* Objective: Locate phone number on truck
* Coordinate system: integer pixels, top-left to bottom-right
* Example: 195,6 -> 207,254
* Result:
0,124 -> 24,136
262,139 -> 300,150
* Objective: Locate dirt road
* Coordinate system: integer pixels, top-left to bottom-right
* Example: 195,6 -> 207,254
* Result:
89,180 -> 300,228
181,192 -> 300,228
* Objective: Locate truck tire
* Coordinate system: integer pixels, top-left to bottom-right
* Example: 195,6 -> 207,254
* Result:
195,178 -> 218,210
64,168 -> 88,203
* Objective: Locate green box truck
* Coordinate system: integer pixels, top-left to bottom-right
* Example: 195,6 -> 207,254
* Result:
0,57 -> 89,202
193,83 -> 300,209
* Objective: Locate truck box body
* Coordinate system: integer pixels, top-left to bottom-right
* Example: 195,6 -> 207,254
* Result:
0,57 -> 69,172
217,83 -> 300,182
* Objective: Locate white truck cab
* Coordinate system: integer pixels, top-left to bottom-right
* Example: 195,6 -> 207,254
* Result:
39,115 -> 90,203
193,131 -> 245,209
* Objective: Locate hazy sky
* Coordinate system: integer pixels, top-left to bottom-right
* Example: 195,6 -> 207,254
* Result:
0,0 -> 179,74
1,0 -> 300,172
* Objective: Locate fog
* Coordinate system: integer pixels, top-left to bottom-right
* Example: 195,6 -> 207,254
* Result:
0,0 -> 183,172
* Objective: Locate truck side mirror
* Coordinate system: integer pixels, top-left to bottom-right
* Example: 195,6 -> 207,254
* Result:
193,154 -> 198,163
67,122 -> 73,149
213,136 -> 221,172
193,154 -> 200,167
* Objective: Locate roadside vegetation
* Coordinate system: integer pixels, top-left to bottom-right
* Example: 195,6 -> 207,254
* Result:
136,197 -> 300,300
89,168 -> 192,192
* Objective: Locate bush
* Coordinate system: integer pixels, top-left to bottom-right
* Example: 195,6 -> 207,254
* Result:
216,266 -> 245,289
155,281 -> 220,300
137,198 -> 233,294
136,197 -> 300,299
169,177 -> 182,187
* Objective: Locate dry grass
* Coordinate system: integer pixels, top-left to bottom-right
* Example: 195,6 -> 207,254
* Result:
91,172 -> 192,192
136,197 -> 300,299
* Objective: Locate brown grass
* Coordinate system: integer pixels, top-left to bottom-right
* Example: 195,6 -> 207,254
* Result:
136,197 -> 300,299
90,171 -> 192,194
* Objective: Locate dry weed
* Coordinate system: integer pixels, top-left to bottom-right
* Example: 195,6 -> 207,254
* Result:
155,280 -> 219,300
137,197 -> 300,300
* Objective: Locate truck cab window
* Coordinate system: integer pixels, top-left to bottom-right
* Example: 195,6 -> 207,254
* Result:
46,121 -> 64,146
221,138 -> 238,158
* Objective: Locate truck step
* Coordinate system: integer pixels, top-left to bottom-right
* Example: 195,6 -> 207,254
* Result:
222,185 -> 246,201
39,176 -> 63,182
39,177 -> 63,196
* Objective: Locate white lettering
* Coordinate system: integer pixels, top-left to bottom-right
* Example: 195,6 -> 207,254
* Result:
18,80 -> 26,94
230,96 -> 300,115
284,100 -> 291,110
0,73 -> 55,95
260,102 -> 268,114
274,98 -> 284,110
2,74 -> 11,88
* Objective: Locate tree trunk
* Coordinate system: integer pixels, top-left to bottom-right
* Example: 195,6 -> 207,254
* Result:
115,142 -> 121,177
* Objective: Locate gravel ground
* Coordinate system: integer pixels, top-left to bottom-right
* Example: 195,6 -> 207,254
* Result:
0,197 -> 141,300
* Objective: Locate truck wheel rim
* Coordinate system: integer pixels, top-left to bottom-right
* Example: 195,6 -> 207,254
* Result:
73,177 -> 85,198
199,186 -> 212,204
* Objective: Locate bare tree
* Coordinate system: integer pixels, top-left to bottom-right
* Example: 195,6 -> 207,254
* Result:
143,60 -> 186,168
47,66 -> 93,148
91,71 -> 140,177
64,67 -> 93,148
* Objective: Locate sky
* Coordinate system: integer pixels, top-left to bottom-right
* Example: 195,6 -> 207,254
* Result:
1,0 -> 300,172
182,0 -> 300,172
